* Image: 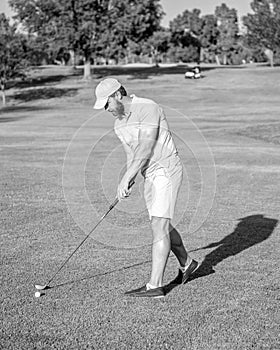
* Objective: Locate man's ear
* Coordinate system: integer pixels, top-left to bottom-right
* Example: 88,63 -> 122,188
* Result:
115,90 -> 122,100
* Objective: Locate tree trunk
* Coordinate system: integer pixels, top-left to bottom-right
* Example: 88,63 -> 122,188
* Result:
1,79 -> 6,106
69,49 -> 76,67
223,53 -> 227,65
200,47 -> 204,63
215,55 -> 221,65
1,90 -> 6,106
264,48 -> 274,67
83,59 -> 91,80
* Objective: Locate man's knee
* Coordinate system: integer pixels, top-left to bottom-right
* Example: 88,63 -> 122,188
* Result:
151,217 -> 170,237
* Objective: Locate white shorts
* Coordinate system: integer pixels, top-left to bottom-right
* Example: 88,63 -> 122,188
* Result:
143,165 -> 183,220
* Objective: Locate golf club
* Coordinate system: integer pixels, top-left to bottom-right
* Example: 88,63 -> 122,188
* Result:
35,181 -> 134,291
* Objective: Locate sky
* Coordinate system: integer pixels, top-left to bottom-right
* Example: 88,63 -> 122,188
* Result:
160,0 -> 252,27
0,0 -> 252,25
0,0 -> 13,18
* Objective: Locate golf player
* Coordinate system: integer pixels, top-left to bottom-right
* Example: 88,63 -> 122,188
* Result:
94,78 -> 198,298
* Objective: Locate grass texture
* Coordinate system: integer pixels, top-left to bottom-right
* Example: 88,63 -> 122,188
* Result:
1,64 -> 279,350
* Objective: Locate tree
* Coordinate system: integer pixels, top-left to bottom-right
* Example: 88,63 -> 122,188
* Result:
9,0 -> 105,78
0,13 -> 29,106
169,9 -> 203,62
9,0 -> 165,76
94,0 -> 164,64
169,8 -> 203,36
142,29 -> 171,65
215,3 -> 239,65
243,0 -> 280,66
199,14 -> 219,63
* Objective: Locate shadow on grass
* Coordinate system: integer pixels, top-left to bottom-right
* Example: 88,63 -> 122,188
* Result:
9,67 -> 80,89
12,74 -> 69,88
12,87 -> 78,102
92,65 -> 217,80
189,214 -> 278,281
0,105 -> 54,122
7,64 -> 247,90
163,214 -> 278,295
92,64 -> 248,80
50,259 -> 152,290
44,215 -> 277,296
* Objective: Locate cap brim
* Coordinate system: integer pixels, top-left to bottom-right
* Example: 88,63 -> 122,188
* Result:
93,97 -> 107,109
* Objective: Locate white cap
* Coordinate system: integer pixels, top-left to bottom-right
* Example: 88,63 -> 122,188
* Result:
93,78 -> 121,109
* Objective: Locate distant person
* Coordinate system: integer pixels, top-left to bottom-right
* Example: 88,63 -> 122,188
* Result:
93,78 -> 199,298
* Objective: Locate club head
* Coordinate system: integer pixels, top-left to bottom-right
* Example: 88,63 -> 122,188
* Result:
35,284 -> 50,290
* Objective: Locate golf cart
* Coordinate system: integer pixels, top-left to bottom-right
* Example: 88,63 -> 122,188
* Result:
185,66 -> 201,79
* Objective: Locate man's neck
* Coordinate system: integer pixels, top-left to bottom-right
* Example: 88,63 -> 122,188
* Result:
123,95 -> 133,114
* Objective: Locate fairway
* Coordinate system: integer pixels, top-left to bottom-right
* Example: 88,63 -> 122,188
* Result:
1,65 -> 279,349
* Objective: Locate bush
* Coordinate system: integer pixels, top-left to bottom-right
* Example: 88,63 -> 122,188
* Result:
167,45 -> 200,63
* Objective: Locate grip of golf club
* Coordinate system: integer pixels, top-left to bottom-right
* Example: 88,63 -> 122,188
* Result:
109,181 -> 135,210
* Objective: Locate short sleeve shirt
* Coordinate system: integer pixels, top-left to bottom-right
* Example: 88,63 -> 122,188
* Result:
114,95 -> 180,177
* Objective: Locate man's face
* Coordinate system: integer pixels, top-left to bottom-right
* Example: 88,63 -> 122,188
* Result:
105,95 -> 125,118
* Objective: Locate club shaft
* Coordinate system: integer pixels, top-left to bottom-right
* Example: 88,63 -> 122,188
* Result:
46,199 -> 118,285
44,181 -> 134,286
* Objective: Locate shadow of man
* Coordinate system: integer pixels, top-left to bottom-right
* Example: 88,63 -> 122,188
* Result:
190,214 -> 278,281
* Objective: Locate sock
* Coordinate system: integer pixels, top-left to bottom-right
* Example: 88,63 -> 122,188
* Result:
146,283 -> 159,290
180,258 -> 193,272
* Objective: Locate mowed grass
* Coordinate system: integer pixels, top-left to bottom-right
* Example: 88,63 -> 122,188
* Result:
1,65 -> 279,350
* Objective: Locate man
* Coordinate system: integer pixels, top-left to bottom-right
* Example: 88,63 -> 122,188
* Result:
93,78 -> 198,298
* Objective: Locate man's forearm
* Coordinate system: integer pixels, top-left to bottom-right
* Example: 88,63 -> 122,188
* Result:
125,158 -> 146,180
124,144 -> 153,181
127,154 -> 133,170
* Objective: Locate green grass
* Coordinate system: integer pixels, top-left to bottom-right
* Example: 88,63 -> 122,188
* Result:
1,64 -> 279,350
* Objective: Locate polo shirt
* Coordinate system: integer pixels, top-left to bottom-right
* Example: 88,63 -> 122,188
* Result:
114,95 -> 180,177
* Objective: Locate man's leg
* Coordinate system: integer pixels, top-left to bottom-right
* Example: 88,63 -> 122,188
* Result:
169,224 -> 199,284
149,216 -> 171,287
169,224 -> 192,267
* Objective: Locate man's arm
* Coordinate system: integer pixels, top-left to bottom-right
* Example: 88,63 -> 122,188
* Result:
122,143 -> 134,169
118,126 -> 158,199
115,128 -> 134,169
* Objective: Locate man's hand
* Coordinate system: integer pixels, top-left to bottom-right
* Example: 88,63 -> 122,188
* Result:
117,177 -> 132,200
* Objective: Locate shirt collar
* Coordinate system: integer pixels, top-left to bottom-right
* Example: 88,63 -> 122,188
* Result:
124,94 -> 136,119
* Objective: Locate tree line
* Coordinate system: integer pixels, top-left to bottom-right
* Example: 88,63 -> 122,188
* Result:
0,0 -> 279,93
